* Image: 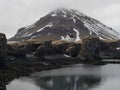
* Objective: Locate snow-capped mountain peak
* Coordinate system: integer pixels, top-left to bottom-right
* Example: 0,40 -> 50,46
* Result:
9,8 -> 120,41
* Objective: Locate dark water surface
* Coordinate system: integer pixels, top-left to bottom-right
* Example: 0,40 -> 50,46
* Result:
7,64 -> 120,90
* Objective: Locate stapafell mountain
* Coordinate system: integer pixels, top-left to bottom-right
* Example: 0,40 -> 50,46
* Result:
10,8 -> 120,41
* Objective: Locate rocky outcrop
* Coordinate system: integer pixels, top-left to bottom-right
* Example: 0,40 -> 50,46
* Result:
7,35 -> 120,64
65,43 -> 81,57
8,42 -> 41,58
78,36 -> 104,62
52,40 -> 70,54
0,33 -> 7,68
34,41 -> 53,59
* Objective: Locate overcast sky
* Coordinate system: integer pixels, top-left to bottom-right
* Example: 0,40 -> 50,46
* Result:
0,0 -> 120,38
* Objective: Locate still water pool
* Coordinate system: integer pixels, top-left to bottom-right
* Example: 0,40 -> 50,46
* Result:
7,64 -> 120,90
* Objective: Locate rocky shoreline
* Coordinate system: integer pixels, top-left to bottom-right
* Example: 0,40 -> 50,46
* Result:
0,33 -> 120,89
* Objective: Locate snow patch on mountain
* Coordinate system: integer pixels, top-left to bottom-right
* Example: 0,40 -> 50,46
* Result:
62,14 -> 67,18
73,28 -> 80,41
69,15 -> 76,23
61,36 -> 65,40
22,32 -> 33,38
51,13 -> 57,17
37,22 -> 53,32
73,18 -> 76,23
99,36 -> 105,40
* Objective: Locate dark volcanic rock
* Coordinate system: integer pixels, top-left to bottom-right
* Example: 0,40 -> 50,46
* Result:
0,33 -> 7,68
65,43 -> 81,57
34,41 -> 53,59
52,40 -> 70,54
8,42 -> 41,58
7,44 -> 27,58
78,36 -> 104,62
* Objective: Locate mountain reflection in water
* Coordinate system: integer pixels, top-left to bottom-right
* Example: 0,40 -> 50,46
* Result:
35,75 -> 101,90
7,75 -> 101,90
7,64 -> 120,90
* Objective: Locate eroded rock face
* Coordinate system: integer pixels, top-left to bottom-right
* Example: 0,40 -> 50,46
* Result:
0,33 -> 7,68
78,36 -> 104,62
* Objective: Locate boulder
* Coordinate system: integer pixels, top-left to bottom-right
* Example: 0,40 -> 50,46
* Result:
78,36 -> 104,62
0,33 -> 7,68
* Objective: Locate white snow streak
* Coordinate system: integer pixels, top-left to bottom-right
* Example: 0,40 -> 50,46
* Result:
73,28 -> 80,41
37,22 -> 53,32
61,36 -> 65,40
62,15 -> 67,18
22,32 -> 33,37
51,13 -> 57,17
